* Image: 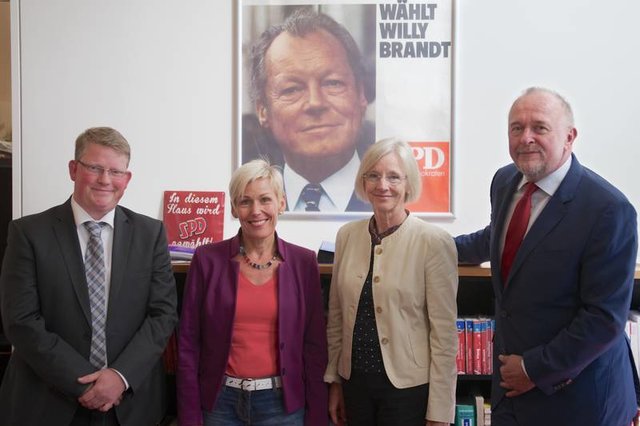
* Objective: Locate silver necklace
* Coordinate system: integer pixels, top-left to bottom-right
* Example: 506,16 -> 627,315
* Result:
239,245 -> 279,270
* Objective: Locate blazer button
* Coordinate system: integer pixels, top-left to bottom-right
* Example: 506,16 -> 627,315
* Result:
500,310 -> 508,318
375,247 -> 383,255
376,307 -> 382,314
380,337 -> 389,345
373,276 -> 380,283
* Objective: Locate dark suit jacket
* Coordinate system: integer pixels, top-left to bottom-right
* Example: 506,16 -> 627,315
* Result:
455,154 -> 638,426
177,232 -> 328,426
0,199 -> 178,426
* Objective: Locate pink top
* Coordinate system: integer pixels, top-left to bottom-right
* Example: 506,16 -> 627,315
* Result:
226,272 -> 279,378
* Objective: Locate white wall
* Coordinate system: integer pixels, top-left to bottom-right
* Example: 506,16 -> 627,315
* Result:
12,0 -> 640,258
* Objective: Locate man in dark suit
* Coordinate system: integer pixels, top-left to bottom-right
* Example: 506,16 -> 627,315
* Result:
243,9 -> 374,213
455,87 -> 638,426
0,127 -> 178,425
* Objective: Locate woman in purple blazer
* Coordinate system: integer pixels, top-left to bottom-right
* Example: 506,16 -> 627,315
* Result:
177,160 -> 328,426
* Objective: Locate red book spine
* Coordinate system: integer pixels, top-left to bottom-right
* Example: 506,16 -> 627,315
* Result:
456,319 -> 466,374
465,319 -> 474,374
472,319 -> 482,375
481,318 -> 489,374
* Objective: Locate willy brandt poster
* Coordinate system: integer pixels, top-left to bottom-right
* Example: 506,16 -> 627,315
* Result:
238,0 -> 453,216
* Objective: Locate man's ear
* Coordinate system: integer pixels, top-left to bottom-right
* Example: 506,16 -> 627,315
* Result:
565,127 -> 578,149
257,101 -> 269,128
68,160 -> 78,181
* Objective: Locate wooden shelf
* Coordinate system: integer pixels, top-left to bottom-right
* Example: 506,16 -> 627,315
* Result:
457,374 -> 492,381
171,261 -> 491,277
173,261 -> 640,279
171,261 -> 190,274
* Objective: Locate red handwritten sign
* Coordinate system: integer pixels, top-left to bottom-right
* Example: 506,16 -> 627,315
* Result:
163,191 -> 225,252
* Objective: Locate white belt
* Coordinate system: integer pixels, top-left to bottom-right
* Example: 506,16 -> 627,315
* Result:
224,376 -> 282,392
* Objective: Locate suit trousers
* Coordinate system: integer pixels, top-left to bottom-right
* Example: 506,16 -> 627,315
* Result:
342,370 -> 429,426
70,407 -> 119,426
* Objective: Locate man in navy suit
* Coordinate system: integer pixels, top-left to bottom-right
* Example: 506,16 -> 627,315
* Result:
0,127 -> 178,425
455,87 -> 638,426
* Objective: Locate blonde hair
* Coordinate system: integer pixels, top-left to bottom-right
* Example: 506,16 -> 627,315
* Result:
229,159 -> 285,209
75,127 -> 131,164
354,137 -> 421,203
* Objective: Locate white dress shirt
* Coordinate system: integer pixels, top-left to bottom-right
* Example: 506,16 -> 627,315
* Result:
285,151 -> 360,212
71,197 -> 129,388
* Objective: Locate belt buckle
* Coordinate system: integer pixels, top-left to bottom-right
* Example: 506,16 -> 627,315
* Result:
240,378 -> 255,391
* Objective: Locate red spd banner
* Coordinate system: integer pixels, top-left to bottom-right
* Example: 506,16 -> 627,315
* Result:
407,141 -> 450,213
163,191 -> 225,251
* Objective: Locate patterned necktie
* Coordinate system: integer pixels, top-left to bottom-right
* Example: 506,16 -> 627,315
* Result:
84,221 -> 107,368
501,183 -> 538,284
300,183 -> 323,212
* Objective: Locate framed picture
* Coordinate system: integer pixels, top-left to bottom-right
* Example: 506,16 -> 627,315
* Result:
237,0 -> 453,216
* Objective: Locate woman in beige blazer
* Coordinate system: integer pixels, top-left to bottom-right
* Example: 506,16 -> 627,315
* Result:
324,138 -> 459,426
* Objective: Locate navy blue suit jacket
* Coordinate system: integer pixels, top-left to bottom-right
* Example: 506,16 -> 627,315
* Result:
456,155 -> 638,426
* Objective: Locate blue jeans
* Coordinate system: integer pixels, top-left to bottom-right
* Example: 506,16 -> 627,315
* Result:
203,385 -> 304,426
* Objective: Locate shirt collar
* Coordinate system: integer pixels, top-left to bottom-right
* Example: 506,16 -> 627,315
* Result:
71,196 -> 116,228
519,155 -> 572,196
284,150 -> 360,211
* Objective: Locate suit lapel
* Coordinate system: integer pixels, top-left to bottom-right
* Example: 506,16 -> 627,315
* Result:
505,155 -> 583,285
109,207 -> 132,303
53,200 -> 92,324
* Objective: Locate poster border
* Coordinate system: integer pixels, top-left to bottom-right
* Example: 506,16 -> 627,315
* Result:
235,0 -> 455,220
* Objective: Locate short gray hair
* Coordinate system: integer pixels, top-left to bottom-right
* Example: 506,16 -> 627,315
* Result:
514,87 -> 575,126
229,159 -> 285,209
354,138 -> 422,203
75,127 -> 131,164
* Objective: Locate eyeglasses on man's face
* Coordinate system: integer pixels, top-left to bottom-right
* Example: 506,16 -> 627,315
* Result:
362,172 -> 406,186
76,159 -> 128,179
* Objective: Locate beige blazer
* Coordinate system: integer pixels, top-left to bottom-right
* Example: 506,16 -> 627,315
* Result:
324,215 -> 458,423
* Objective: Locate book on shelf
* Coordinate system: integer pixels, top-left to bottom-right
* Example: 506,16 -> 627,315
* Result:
472,319 -> 483,375
162,190 -> 225,259
455,403 -> 475,426
455,394 -> 489,426
627,310 -> 640,375
483,402 -> 492,426
456,319 -> 466,374
458,317 -> 494,375
474,394 -> 486,426
465,318 -> 474,374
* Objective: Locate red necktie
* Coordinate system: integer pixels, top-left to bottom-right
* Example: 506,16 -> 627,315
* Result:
501,183 -> 538,283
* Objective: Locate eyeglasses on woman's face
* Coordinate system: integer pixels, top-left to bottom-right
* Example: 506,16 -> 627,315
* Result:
362,172 -> 406,186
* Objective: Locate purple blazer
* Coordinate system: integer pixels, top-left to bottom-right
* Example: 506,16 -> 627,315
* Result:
177,232 -> 328,426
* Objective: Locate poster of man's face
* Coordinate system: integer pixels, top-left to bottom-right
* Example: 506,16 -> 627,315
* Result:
238,1 -> 452,216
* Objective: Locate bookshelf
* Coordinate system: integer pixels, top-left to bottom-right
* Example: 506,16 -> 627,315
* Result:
169,262 -> 640,408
